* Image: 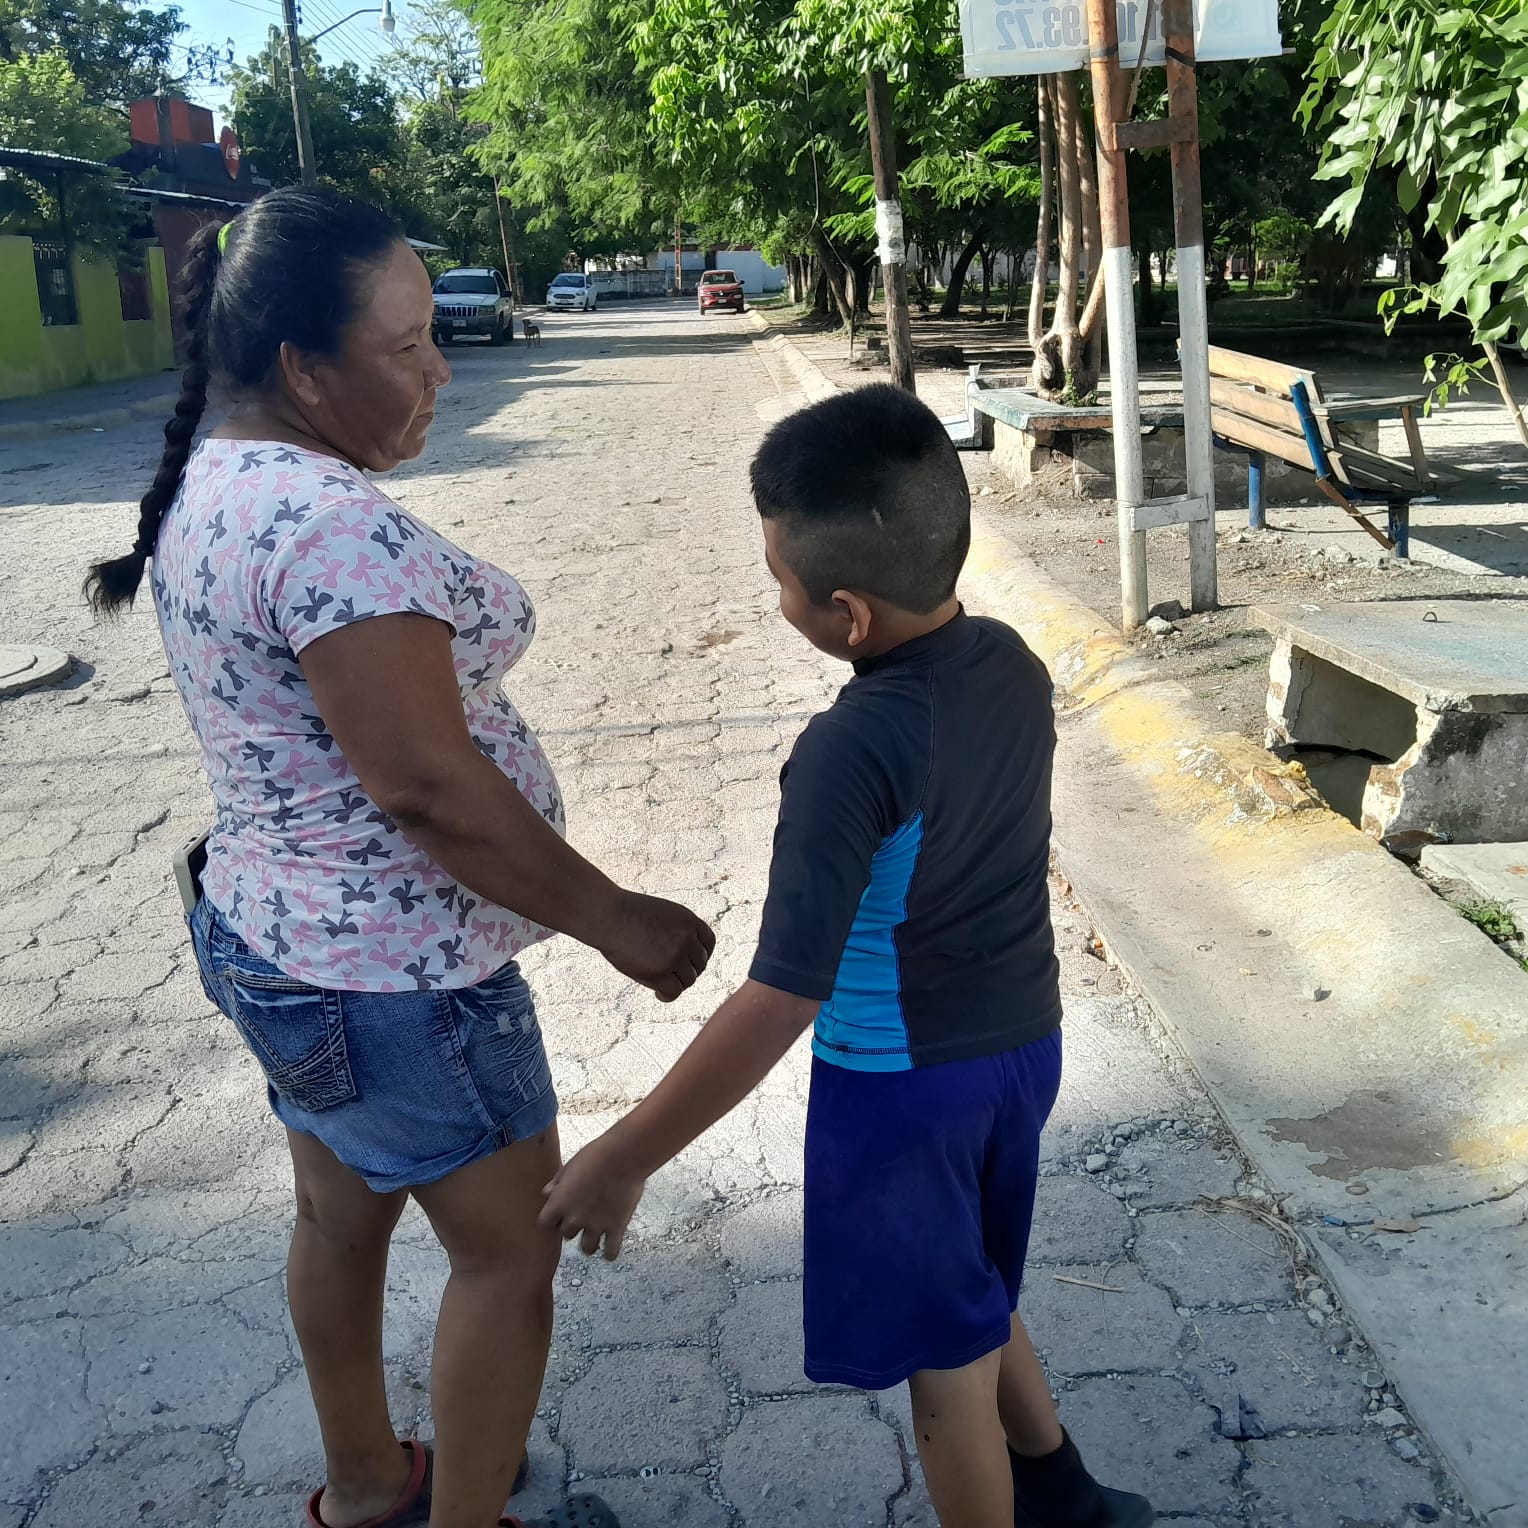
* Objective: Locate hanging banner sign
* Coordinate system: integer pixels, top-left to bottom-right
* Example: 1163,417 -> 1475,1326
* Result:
959,0 -> 1281,78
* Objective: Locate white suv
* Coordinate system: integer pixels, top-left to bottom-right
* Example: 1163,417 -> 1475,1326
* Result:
547,271 -> 597,312
432,268 -> 514,344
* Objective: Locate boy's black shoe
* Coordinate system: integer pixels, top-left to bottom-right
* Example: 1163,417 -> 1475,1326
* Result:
1010,1435 -> 1155,1528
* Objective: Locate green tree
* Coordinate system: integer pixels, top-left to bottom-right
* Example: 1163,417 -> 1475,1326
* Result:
1301,0 -> 1528,448
0,49 -> 129,252
229,36 -> 403,207
0,0 -> 192,107
468,0 -> 670,256
385,0 -> 480,103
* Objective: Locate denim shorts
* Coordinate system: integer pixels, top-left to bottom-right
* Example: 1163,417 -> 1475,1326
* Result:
190,897 -> 557,1192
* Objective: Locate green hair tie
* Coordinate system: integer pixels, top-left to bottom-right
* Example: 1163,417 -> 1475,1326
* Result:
218,220 -> 234,254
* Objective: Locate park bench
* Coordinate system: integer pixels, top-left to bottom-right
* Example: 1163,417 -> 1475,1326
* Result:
1206,345 -> 1436,558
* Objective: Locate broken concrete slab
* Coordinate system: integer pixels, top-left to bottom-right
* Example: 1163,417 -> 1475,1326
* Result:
1255,600 -> 1528,715
1257,602 -> 1528,849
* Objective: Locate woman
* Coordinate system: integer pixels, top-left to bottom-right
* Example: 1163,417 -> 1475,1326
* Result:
86,188 -> 713,1528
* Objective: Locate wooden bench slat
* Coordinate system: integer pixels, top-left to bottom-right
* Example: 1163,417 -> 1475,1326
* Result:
1208,408 -> 1313,468
1327,441 -> 1425,493
1207,344 -> 1323,401
1209,378 -> 1307,436
1321,393 -> 1427,421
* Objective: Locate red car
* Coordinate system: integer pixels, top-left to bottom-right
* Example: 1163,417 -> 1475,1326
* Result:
698,269 -> 745,314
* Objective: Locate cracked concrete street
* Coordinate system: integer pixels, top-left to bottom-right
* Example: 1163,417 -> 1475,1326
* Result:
1,305 -> 1459,1527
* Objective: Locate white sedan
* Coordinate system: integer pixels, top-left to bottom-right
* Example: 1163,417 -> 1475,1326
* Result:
547,272 -> 597,312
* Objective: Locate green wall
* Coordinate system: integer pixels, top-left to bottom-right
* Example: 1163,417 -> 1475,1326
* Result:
0,238 -> 175,402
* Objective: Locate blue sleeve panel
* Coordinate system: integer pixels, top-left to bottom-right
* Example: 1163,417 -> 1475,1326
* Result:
750,612 -> 1062,1072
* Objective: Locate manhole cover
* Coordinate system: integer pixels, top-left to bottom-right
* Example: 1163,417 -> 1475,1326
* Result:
0,644 -> 72,697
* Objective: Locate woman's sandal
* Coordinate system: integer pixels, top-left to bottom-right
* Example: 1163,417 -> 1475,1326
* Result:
305,1439 -> 532,1528
500,1493 -> 619,1528
306,1439 -> 431,1528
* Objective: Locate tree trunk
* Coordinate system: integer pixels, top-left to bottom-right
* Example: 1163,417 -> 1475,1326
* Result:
1033,71 -> 1087,397
1029,77 -> 1055,352
811,266 -> 830,316
940,229 -> 986,316
979,245 -> 993,317
1484,340 -> 1528,454
1074,95 -> 1104,393
812,228 -> 854,328
1003,250 -> 1020,322
852,255 -> 875,315
1246,242 -> 1256,292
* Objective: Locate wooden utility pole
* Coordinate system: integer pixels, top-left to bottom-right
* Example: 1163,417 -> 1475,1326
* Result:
1083,0 -> 1146,625
1083,0 -> 1218,629
279,0 -> 316,186
865,69 -> 915,394
492,179 -> 520,304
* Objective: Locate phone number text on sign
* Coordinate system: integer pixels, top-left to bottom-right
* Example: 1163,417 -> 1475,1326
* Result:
958,0 -> 1282,78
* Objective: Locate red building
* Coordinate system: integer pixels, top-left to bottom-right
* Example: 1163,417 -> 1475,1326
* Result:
115,97 -> 266,347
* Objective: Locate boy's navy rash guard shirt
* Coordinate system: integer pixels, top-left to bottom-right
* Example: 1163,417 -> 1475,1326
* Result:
749,611 -> 1062,1072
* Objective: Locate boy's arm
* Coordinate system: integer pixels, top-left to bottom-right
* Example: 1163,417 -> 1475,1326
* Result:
541,980 -> 817,1258
543,708 -> 898,1258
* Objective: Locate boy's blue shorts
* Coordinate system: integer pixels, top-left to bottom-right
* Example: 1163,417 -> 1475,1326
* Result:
802,1028 -> 1063,1391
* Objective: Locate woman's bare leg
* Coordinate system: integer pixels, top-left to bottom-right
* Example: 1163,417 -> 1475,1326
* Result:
411,1127 -> 562,1528
286,1129 -> 412,1528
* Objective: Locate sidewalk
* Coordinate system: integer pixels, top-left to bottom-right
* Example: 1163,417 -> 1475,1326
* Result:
0,371 -> 179,441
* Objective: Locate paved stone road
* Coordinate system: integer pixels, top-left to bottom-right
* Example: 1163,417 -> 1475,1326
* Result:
0,305 -> 1461,1527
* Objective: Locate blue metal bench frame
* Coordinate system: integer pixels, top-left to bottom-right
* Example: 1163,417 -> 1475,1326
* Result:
1217,379 -> 1432,560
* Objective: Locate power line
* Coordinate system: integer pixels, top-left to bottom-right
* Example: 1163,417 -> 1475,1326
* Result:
302,0 -> 390,71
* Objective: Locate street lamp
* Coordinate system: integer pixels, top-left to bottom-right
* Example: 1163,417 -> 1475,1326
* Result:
309,0 -> 396,43
279,0 -> 397,186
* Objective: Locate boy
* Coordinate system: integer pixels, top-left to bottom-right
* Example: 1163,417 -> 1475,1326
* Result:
541,385 -> 1153,1528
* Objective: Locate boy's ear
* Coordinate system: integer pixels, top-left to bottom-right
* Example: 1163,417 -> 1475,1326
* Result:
832,589 -> 875,648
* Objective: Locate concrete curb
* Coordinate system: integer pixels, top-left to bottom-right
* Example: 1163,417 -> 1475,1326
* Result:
746,303 -> 1528,1521
744,308 -> 837,403
0,390 -> 178,442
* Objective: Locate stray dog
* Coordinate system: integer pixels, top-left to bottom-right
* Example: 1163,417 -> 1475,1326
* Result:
521,317 -> 542,348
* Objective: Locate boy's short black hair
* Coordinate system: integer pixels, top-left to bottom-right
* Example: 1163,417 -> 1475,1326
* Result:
750,383 -> 971,615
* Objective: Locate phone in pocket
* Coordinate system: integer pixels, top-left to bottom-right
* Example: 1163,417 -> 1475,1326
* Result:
172,830 -> 210,916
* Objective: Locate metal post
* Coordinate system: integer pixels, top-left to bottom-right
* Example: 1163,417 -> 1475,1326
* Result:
280,0 -> 317,186
1164,0 -> 1217,611
865,69 -> 915,394
674,213 -> 683,297
1084,0 -> 1148,631
1248,450 -> 1265,530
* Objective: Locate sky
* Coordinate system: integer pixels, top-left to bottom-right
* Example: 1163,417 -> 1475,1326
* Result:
174,0 -> 403,119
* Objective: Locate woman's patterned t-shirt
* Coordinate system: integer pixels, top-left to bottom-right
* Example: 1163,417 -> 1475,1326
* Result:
151,438 -> 564,992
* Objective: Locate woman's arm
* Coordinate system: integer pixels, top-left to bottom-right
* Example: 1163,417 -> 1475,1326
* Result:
299,612 -> 713,999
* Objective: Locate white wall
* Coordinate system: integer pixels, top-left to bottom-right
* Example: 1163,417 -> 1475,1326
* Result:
709,249 -> 786,294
